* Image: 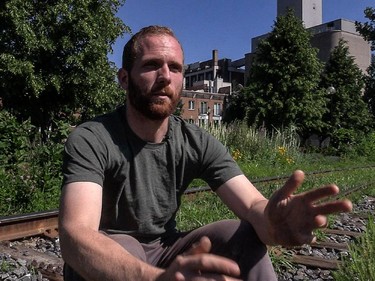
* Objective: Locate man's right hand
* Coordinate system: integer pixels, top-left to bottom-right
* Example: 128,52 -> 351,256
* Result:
156,236 -> 241,281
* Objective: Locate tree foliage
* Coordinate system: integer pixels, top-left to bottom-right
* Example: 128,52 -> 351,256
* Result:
0,110 -> 66,214
240,10 -> 326,137
356,7 -> 375,120
320,39 -> 371,151
0,0 -> 129,139
356,7 -> 375,51
363,55 -> 375,118
222,87 -> 247,123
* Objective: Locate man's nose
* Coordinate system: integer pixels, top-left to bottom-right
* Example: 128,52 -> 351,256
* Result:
157,64 -> 171,84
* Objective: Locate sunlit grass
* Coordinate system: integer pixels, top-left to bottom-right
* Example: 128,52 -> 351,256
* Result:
333,216 -> 375,281
178,122 -> 375,278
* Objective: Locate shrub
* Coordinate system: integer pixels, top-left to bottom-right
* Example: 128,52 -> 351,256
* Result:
354,131 -> 375,161
0,110 -> 66,215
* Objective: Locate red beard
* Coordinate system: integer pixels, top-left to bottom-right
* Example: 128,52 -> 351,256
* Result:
127,76 -> 181,120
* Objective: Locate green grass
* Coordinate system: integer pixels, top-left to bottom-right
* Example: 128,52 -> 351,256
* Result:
177,165 -> 375,278
0,260 -> 15,273
176,192 -> 236,231
333,216 -> 375,281
177,125 -> 375,278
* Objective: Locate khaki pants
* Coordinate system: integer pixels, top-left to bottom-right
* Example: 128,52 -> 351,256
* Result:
64,219 -> 277,281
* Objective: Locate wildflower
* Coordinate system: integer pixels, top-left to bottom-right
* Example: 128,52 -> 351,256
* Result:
232,149 -> 242,161
286,157 -> 294,164
278,146 -> 286,156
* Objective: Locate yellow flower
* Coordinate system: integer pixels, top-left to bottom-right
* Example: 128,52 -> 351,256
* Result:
232,149 -> 242,161
278,146 -> 286,156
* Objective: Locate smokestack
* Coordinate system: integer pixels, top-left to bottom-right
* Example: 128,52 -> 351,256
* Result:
212,49 -> 218,78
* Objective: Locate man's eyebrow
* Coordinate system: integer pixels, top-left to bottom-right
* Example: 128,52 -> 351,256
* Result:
142,57 -> 182,66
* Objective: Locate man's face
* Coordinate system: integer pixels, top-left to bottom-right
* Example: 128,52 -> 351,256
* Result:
126,35 -> 184,120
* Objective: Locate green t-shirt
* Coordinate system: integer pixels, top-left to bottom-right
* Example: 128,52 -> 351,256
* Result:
63,105 -> 242,242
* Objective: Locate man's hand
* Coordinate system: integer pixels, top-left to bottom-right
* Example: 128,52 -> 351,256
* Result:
265,170 -> 353,246
157,237 -> 241,281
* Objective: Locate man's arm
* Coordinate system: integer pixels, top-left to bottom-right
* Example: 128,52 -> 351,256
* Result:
59,182 -> 163,281
59,182 -> 241,281
215,175 -> 274,244
216,171 -> 352,246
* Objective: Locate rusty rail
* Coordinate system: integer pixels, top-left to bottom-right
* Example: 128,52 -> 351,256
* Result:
0,209 -> 59,241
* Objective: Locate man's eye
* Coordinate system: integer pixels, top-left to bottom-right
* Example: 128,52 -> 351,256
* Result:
144,62 -> 159,69
169,64 -> 182,73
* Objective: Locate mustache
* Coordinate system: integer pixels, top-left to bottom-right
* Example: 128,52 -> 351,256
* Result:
151,85 -> 175,97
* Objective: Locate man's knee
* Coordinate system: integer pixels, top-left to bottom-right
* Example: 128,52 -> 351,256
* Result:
108,234 -> 147,262
207,220 -> 267,257
63,234 -> 146,281
202,220 -> 276,280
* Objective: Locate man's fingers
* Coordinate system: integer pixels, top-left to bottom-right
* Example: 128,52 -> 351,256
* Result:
276,170 -> 305,200
180,237 -> 241,278
314,215 -> 329,228
313,199 -> 353,215
301,184 -> 340,203
185,236 -> 212,255
176,254 -> 241,278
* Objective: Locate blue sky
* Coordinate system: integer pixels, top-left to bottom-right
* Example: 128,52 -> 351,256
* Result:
108,0 -> 374,68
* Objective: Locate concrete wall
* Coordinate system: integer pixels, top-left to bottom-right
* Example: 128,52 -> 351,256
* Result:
277,0 -> 322,28
311,29 -> 371,73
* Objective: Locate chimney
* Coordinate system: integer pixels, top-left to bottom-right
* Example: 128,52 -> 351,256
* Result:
212,49 -> 218,79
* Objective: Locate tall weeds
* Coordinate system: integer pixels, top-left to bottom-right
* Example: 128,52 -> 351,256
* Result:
204,121 -> 301,165
333,216 -> 375,281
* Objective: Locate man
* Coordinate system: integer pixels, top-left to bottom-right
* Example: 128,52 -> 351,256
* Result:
59,25 -> 352,281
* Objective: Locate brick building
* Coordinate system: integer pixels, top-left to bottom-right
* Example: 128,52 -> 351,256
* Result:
179,90 -> 227,126
180,50 -> 245,125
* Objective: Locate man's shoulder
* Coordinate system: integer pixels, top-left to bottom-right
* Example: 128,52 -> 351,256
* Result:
67,106 -> 124,145
77,106 -> 123,132
168,115 -> 219,146
169,115 -> 205,133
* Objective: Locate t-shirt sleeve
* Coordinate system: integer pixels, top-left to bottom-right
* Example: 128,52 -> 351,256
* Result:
199,133 -> 243,191
62,125 -> 107,187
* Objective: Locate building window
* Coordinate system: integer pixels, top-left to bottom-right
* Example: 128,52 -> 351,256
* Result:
206,72 -> 213,80
185,77 -> 190,88
200,102 -> 208,115
188,100 -> 195,110
213,103 -> 222,116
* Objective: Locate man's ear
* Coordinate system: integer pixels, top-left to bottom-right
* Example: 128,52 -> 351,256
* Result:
118,68 -> 129,90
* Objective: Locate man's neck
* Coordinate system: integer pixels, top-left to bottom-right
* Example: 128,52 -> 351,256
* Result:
125,105 -> 169,143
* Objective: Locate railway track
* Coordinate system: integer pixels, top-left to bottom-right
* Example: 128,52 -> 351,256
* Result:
0,167 -> 374,280
0,209 -> 59,242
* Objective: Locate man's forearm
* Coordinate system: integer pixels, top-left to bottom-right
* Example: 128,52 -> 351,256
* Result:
59,226 -> 163,281
245,199 -> 276,246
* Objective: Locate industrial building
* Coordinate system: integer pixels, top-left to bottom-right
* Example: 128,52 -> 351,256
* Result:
179,0 -> 371,124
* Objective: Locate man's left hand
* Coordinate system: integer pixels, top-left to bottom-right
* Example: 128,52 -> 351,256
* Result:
265,170 -> 352,246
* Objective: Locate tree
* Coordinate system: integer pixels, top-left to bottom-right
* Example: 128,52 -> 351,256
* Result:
0,0 -> 129,140
222,86 -> 247,123
356,7 -> 375,51
243,10 -> 326,138
363,55 -> 375,118
356,7 -> 375,120
320,39 -> 371,151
